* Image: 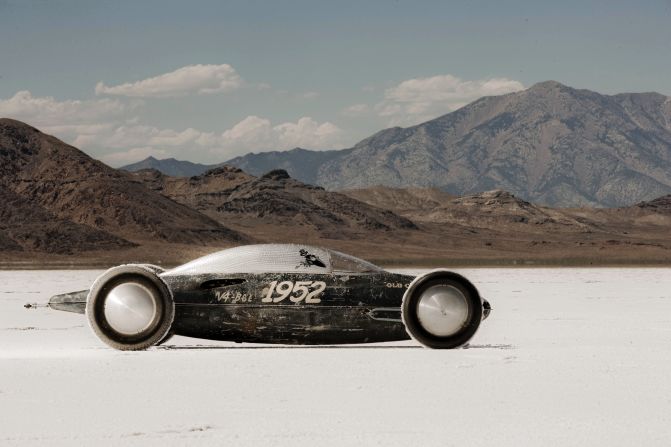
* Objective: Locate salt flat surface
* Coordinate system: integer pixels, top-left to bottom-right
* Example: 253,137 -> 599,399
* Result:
1,268 -> 671,446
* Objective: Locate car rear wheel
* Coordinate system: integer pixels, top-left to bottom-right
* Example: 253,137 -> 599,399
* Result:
402,271 -> 482,349
86,265 -> 174,350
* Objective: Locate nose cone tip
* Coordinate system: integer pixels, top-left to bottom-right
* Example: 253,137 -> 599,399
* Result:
48,294 -> 63,306
49,292 -> 74,307
48,290 -> 89,314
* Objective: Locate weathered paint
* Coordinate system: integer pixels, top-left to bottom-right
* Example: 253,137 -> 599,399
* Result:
164,271 -> 415,344
48,271 -> 417,344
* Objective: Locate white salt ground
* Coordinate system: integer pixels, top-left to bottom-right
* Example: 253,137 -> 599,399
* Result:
1,268 -> 671,446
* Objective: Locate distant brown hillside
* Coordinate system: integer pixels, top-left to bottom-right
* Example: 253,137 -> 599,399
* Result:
345,187 -> 596,233
0,119 -> 246,248
340,185 -> 671,265
0,185 -> 132,254
1,118 -> 671,267
130,166 -> 417,241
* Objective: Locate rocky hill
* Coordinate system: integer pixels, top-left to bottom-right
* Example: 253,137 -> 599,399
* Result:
636,194 -> 671,214
0,119 -> 246,251
0,185 -> 133,254
130,166 -> 417,241
346,183 -> 671,240
340,184 -> 671,264
344,187 -> 597,233
225,81 -> 671,207
344,187 -> 456,216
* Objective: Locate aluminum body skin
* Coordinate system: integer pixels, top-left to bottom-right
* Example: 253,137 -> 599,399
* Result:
46,244 -> 491,348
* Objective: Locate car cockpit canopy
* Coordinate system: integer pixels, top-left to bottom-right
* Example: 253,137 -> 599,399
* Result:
165,244 -> 382,276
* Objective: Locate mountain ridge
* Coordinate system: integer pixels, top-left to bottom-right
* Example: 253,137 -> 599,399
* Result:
0,118 -> 247,250
122,81 -> 671,207
121,156 -> 219,177
228,81 -> 671,207
4,97 -> 671,264
129,166 -> 418,242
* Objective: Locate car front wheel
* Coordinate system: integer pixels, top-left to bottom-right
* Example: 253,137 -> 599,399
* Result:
86,265 -> 175,351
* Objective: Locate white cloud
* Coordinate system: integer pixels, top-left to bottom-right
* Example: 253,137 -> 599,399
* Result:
0,90 -> 127,128
0,73 -> 524,168
93,125 -> 204,150
221,116 -> 273,147
98,116 -> 342,165
217,115 -> 342,154
0,90 -> 133,147
274,117 -> 341,149
94,115 -> 343,165
3,74 -> 522,167
342,103 -> 370,117
0,89 -> 343,166
376,74 -> 524,126
95,64 -> 243,98
301,91 -> 320,99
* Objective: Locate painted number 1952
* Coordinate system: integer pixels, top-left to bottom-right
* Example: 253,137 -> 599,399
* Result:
262,280 -> 326,304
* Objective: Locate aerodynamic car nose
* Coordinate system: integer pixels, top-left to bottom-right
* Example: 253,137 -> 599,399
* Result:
48,290 -> 88,314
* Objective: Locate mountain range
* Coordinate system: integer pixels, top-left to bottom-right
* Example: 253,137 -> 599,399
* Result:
0,119 -> 422,263
121,156 -> 217,177
123,81 -> 671,208
3,81 -> 671,265
129,165 -> 416,240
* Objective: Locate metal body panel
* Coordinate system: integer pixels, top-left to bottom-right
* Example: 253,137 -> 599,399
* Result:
172,305 -> 409,345
43,245 -> 490,346
163,271 -> 414,344
48,290 -> 87,314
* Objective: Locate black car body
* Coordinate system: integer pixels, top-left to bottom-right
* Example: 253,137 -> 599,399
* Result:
46,244 -> 491,350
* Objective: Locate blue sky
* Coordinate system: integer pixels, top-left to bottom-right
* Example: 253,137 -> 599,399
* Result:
1,0 -> 670,165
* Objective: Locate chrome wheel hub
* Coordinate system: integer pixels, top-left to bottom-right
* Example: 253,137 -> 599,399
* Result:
416,284 -> 469,337
103,282 -> 158,335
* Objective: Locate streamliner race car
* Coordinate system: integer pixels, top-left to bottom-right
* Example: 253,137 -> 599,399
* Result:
41,244 -> 491,350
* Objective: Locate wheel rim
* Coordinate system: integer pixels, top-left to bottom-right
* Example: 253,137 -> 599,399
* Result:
103,282 -> 158,335
416,284 -> 470,337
